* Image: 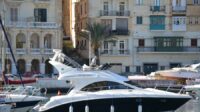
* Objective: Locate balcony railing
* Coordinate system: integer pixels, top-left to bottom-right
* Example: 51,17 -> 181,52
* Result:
30,48 -> 41,54
150,6 -> 166,12
100,10 -> 130,16
5,21 -> 59,29
111,30 -> 129,35
150,24 -> 165,30
16,48 -> 26,54
33,0 -> 50,3
7,0 -> 24,2
100,50 -> 130,56
6,48 -> 11,54
137,47 -> 200,52
44,48 -> 53,54
172,6 -> 186,12
172,24 -> 186,31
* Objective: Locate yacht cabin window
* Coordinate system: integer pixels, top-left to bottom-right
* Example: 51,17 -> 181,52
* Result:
81,81 -> 132,92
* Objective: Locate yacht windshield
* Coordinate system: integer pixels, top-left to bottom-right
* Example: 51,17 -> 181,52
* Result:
81,81 -> 132,92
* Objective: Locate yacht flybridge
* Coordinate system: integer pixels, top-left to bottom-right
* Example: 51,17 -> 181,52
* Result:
37,50 -> 191,112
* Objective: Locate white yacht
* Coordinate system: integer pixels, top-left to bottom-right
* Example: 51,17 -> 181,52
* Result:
184,84 -> 200,99
37,50 -> 191,112
0,91 -> 47,112
150,64 -> 200,83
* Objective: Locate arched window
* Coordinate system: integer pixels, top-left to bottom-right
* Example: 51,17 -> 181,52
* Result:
45,59 -> 53,74
31,59 -> 40,73
16,33 -> 26,48
17,59 -> 26,74
4,59 -> 12,74
44,34 -> 52,48
30,33 -> 39,48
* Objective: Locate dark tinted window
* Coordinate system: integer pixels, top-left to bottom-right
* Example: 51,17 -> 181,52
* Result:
81,81 -> 132,92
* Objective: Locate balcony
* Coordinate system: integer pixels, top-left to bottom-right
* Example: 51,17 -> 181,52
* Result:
150,24 -> 165,30
100,10 -> 130,17
100,50 -> 130,56
44,49 -> 53,54
33,0 -> 50,3
172,24 -> 186,31
6,48 -> 11,54
30,48 -> 41,54
5,21 -> 59,29
172,16 -> 186,31
16,48 -> 26,54
7,0 -> 24,2
150,6 -> 166,12
137,47 -> 200,53
111,30 -> 129,35
172,6 -> 186,12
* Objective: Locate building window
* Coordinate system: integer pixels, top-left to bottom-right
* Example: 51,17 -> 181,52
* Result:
136,0 -> 143,5
10,8 -> 18,22
136,66 -> 141,73
138,39 -> 145,47
173,17 -> 186,25
81,4 -> 83,15
150,16 -> 165,30
125,66 -> 130,72
34,8 -> 47,22
103,41 -> 109,54
103,2 -> 109,15
154,37 -> 183,52
119,40 -> 125,54
154,0 -> 160,6
170,63 -> 181,68
191,39 -> 197,47
116,18 -> 128,35
176,0 -> 181,6
189,17 -> 193,24
188,17 -> 200,24
119,2 -> 125,16
136,16 -> 143,24
160,66 -> 165,70
193,0 -> 200,4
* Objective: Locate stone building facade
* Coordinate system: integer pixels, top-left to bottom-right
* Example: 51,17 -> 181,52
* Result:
75,0 -> 200,74
0,0 -> 63,75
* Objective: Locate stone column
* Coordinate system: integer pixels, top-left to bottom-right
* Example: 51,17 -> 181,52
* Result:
26,63 -> 31,72
12,64 -> 17,74
26,31 -> 31,54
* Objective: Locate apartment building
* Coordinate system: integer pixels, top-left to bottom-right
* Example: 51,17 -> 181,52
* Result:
134,0 -> 200,74
75,0 -> 200,74
75,0 -> 133,73
0,0 -> 63,75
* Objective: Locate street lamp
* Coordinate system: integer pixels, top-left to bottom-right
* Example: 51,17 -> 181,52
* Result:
81,29 -> 91,65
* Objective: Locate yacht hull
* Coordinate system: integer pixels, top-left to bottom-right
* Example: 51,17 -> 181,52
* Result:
40,97 -> 190,112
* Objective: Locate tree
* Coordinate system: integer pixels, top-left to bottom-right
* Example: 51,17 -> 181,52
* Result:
79,22 -> 113,65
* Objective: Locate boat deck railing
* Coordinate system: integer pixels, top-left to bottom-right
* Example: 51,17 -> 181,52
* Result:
0,86 -> 45,96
